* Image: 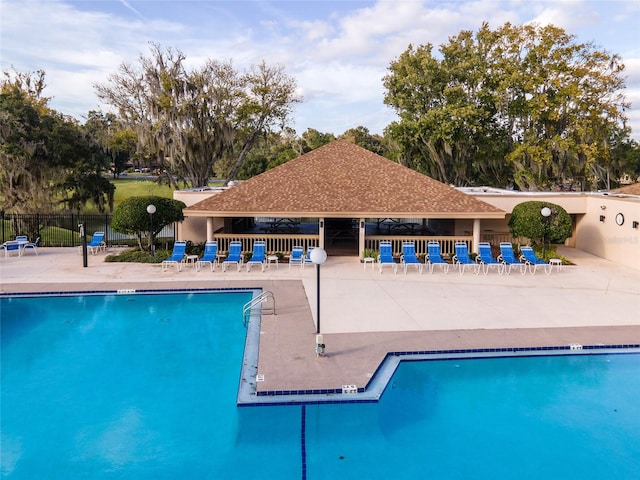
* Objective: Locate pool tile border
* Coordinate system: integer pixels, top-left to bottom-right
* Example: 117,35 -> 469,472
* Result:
238,342 -> 640,407
0,286 -> 258,298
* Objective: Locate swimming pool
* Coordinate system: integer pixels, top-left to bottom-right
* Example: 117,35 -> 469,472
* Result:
2,291 -> 639,479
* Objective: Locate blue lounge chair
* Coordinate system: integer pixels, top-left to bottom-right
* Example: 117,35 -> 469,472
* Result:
476,242 -> 504,275
303,247 -> 316,268
162,241 -> 187,271
2,241 -> 22,258
246,241 -> 266,272
400,242 -> 422,274
86,231 -> 106,255
426,241 -> 449,274
289,246 -> 304,268
196,241 -> 218,272
498,242 -> 526,274
222,241 -> 243,272
452,242 -> 480,275
377,241 -> 397,274
520,246 -> 552,275
23,237 -> 40,256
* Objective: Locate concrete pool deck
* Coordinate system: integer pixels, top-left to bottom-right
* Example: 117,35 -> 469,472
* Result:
1,246 -> 639,397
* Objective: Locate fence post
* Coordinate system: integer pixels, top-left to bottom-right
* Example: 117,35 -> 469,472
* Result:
79,222 -> 88,267
105,215 -> 110,247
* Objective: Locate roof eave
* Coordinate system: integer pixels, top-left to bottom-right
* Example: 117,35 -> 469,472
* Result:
183,210 -> 506,219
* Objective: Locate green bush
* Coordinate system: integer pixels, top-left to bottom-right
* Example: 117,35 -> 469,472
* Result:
363,248 -> 377,259
111,196 -> 186,252
105,248 -> 167,263
509,201 -> 572,245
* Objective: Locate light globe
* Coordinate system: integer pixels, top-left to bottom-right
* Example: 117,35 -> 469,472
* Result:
309,247 -> 327,265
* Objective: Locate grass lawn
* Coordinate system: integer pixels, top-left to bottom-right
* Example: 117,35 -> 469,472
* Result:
81,178 -> 177,214
112,178 -> 176,204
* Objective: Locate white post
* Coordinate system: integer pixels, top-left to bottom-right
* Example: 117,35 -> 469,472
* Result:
318,217 -> 325,249
206,217 -> 215,241
359,217 -> 366,258
472,218 -> 481,253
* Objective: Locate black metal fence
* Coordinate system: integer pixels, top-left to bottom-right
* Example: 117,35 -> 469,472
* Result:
1,213 -> 175,248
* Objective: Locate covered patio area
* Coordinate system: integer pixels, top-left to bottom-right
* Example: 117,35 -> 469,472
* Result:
181,140 -> 506,258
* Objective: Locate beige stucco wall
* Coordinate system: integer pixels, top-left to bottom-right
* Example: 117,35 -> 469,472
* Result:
574,196 -> 640,269
468,190 -> 640,270
174,188 -> 227,244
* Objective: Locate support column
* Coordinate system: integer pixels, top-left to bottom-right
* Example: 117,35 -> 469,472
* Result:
206,217 -> 215,241
318,218 -> 325,249
358,217 -> 366,258
472,218 -> 481,253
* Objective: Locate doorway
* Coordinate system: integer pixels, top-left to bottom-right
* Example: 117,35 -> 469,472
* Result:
324,218 -> 358,255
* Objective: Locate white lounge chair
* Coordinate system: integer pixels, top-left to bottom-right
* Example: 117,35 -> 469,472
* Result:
196,241 -> 218,271
246,241 -> 266,272
377,241 -> 397,274
222,241 -> 243,272
162,241 -> 187,271
23,237 -> 40,255
289,246 -> 304,268
520,246 -> 552,275
400,242 -> 422,274
426,241 -> 449,274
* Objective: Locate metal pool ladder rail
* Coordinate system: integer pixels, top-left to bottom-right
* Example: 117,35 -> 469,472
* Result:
242,291 -> 276,327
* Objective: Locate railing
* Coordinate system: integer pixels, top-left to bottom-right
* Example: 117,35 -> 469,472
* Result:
214,233 -> 486,257
242,291 -> 276,327
365,236 -> 473,256
480,232 -> 518,245
214,233 -> 319,255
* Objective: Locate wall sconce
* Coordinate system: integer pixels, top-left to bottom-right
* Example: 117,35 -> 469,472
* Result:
319,220 -> 324,228
360,221 -> 365,229
599,215 -> 606,222
633,221 -> 639,229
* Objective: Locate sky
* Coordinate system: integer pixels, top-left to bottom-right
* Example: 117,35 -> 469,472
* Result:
1,0 -> 639,139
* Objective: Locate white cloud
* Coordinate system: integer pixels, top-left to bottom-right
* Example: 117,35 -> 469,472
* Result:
1,0 -> 638,139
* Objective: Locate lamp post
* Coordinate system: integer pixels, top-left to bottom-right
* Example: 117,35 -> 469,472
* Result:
147,204 -> 156,256
541,206 -> 552,259
310,247 -> 327,334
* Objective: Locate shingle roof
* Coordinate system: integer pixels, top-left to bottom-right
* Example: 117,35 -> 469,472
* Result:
185,140 -> 505,218
613,183 -> 640,196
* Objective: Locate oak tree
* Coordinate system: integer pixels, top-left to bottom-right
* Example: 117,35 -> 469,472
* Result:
95,44 -> 300,188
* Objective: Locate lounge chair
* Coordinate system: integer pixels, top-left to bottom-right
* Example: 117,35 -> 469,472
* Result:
377,241 -> 397,274
246,241 -> 266,272
23,237 -> 40,256
426,241 -> 449,274
86,231 -> 106,255
476,242 -> 504,275
2,241 -> 22,258
452,242 -> 480,275
222,241 -> 243,272
289,246 -> 304,268
196,241 -> 218,272
520,246 -> 552,275
303,247 -> 315,268
162,241 -> 187,271
498,242 -> 526,274
400,242 -> 422,274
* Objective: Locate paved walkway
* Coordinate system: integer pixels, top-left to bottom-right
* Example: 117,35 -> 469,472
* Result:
2,246 -> 639,397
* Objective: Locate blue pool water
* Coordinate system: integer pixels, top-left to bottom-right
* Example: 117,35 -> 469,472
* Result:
1,292 -> 639,479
